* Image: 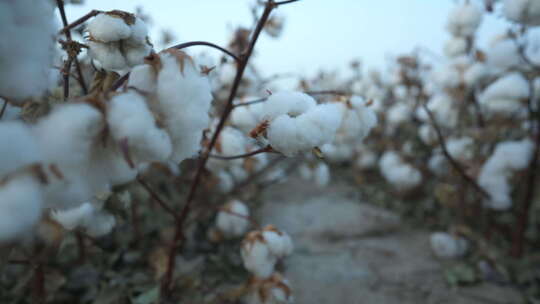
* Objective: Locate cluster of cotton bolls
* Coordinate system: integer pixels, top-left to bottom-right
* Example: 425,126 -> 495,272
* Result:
0,0 -> 57,101
0,47 -> 213,243
478,139 -> 535,210
86,11 -> 153,71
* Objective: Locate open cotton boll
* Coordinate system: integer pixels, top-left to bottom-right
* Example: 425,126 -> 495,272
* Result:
432,64 -> 462,89
342,96 -> 378,140
50,202 -> 95,230
108,90 -> 172,163
478,139 -> 534,210
447,137 -> 474,161
125,43 -> 153,67
386,103 -> 411,126
87,41 -> 128,71
216,170 -> 234,192
244,273 -> 293,304
430,232 -> 468,259
446,2 -> 483,37
241,231 -> 278,278
418,124 -> 437,145
418,94 -> 458,128
428,153 -> 448,176
87,13 -> 131,43
464,62 -> 491,87
261,225 -> 293,258
502,0 -> 540,26
216,200 -> 250,239
0,121 -> 42,177
90,144 -> 138,187
320,143 -> 354,162
231,101 -> 265,132
128,64 -> 157,93
0,0 -> 56,101
479,73 -> 529,115
262,91 -> 317,120
218,127 -> 248,163
486,38 -> 521,72
156,51 -> 213,163
82,210 -> 116,237
0,175 -> 43,243
267,103 -> 342,156
379,151 -> 422,190
444,38 -> 468,58
355,145 -> 378,169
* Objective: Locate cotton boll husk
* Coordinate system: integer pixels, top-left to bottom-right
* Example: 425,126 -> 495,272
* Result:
0,175 -> 43,243
444,38 -> 468,58
107,90 -> 172,163
0,121 -> 42,177
216,200 -> 250,238
262,91 -> 317,120
50,202 -> 95,230
87,13 -> 131,43
446,3 -> 483,37
87,41 -> 128,71
128,64 -> 157,93
479,73 -> 529,115
241,232 -> 277,278
502,0 -> 540,26
156,52 -> 213,163
0,0 -> 57,101
313,162 -> 330,187
430,232 -> 468,259
244,273 -> 293,304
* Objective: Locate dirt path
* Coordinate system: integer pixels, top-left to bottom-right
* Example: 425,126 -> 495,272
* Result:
256,178 -> 521,304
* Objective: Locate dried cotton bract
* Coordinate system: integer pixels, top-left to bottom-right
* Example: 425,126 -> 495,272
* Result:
244,273 -> 294,304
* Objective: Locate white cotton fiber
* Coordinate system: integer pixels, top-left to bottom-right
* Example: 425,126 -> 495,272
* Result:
0,121 -> 42,177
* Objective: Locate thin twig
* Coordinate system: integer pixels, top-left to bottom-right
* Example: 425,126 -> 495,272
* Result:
0,99 -> 7,119
169,41 -> 240,62
209,146 -> 275,160
422,103 -> 490,198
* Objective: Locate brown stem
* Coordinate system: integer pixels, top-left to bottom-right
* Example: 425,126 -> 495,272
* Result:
169,41 -> 240,62
62,57 -> 74,100
75,231 -> 86,264
32,263 -> 45,304
209,145 -> 275,160
422,103 -> 490,198
57,10 -> 100,35
137,177 -> 179,221
160,1 -> 285,296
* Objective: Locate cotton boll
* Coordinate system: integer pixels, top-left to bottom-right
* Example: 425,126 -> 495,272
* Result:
261,226 -> 293,258
386,103 -> 411,126
444,38 -> 468,58
313,162 -> 330,187
342,96 -> 378,140
241,231 -> 278,278
50,202 -> 94,230
87,13 -> 131,43
379,151 -> 422,190
87,41 -> 128,71
464,62 -> 491,87
216,200 -> 250,238
107,90 -> 172,163
418,94 -> 458,128
0,0 -> 57,100
83,210 -> 116,237
447,137 -> 474,161
262,91 -> 317,120
486,38 -> 521,72
320,143 -> 354,162
433,64 -> 462,89
0,175 -> 43,243
298,164 -> 313,180
128,64 -> 157,93
127,18 -> 149,44
430,232 -> 468,259
90,145 -> 138,187
446,3 -> 483,37
231,103 -> 263,132
156,51 -> 213,163
355,145 -> 377,169
0,121 -> 42,177
125,44 -> 152,67
428,153 -> 448,176
479,73 -> 529,115
418,124 -> 437,145
502,0 -> 540,26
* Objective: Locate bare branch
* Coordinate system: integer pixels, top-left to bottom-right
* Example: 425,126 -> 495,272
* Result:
209,146 -> 275,160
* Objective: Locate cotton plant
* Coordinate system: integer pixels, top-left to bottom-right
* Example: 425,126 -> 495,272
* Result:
86,11 -> 153,71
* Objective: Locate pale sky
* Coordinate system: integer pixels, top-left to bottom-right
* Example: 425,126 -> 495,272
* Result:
64,0 -> 509,78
